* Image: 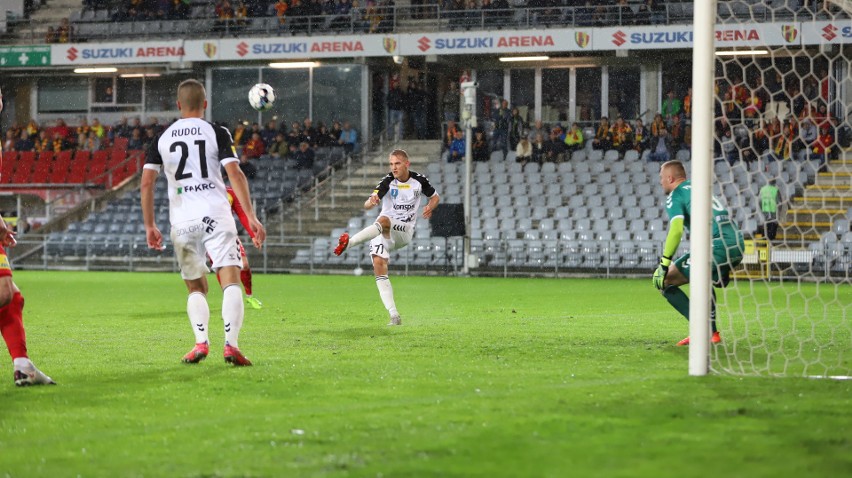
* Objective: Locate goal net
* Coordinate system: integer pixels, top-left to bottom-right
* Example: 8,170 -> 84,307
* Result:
707,0 -> 851,377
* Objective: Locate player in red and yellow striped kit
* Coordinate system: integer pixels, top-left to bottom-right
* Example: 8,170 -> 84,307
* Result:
0,87 -> 55,386
216,186 -> 263,309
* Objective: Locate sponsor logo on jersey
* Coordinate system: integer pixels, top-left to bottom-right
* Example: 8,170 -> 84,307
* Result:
177,183 -> 216,195
0,254 -> 9,271
390,188 -> 399,198
174,224 -> 204,236
396,184 -> 410,189
393,204 -> 415,211
202,216 -> 218,233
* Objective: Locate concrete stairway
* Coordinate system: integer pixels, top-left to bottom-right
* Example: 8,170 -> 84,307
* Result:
779,152 -> 852,245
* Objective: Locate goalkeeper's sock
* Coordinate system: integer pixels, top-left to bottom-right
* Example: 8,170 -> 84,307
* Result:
187,292 -> 210,344
222,284 -> 244,348
375,275 -> 398,317
349,222 -> 383,247
710,288 -> 718,333
662,286 -> 690,321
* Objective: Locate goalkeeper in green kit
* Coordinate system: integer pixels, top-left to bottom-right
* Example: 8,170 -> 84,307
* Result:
653,161 -> 745,346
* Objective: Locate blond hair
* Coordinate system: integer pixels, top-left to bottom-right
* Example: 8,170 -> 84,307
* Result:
177,79 -> 206,111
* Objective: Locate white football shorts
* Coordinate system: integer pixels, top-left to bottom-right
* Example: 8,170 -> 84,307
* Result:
170,215 -> 242,280
369,219 -> 414,260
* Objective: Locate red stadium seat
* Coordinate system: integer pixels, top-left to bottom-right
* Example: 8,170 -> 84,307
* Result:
11,151 -> 36,184
49,151 -> 73,183
113,137 -> 129,151
1,151 -> 18,184
67,151 -> 90,183
108,148 -> 126,170
31,156 -> 52,184
89,150 -> 109,183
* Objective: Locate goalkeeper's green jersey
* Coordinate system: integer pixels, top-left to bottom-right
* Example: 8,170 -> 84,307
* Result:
665,180 -> 741,245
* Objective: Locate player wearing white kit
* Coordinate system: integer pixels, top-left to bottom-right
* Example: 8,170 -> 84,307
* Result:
334,149 -> 440,325
141,79 -> 266,366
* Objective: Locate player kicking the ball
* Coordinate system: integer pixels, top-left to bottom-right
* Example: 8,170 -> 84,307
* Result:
333,149 -> 440,325
142,79 -> 265,366
654,160 -> 744,346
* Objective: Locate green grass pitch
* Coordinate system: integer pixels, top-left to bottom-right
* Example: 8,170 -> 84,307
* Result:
0,271 -> 850,477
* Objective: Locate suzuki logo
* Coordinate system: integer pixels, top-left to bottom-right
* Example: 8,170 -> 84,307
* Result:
822,24 -> 837,41
236,41 -> 249,57
417,36 -> 431,52
67,47 -> 78,61
612,31 -> 627,46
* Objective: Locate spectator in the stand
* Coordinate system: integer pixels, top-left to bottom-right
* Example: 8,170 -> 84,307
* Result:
76,119 -> 91,145
610,117 -> 633,156
143,127 -> 157,150
14,131 -> 34,152
650,113 -> 665,138
797,118 -> 817,160
316,124 -> 337,147
56,18 -> 73,43
669,114 -> 684,151
543,128 -> 565,162
286,121 -> 304,148
508,107 -> 525,151
232,122 -> 248,148
633,119 -> 650,154
242,132 -> 265,161
648,126 -> 672,162
563,122 -> 584,153
531,132 -> 546,164
387,79 -> 405,140
302,118 -> 317,146
260,120 -> 278,147
34,131 -> 50,153
51,132 -> 69,152
272,0 -> 288,27
813,126 -> 833,172
292,141 -> 315,170
771,120 -> 794,161
441,81 -> 460,122
83,131 -> 101,152
448,129 -> 465,163
214,0 -> 235,31
267,133 -> 288,158
3,130 -> 16,152
759,179 -> 781,241
234,0 -> 249,28
339,121 -> 359,154
148,117 -> 164,135
128,128 -> 144,150
172,0 -> 191,18
472,130 -> 490,162
592,116 -> 612,151
25,120 -> 39,138
661,90 -> 682,127
515,135 -> 533,166
443,120 -> 459,151
329,120 -> 343,142
90,118 -> 104,139
53,119 -> 71,141
45,26 -> 57,44
683,87 -> 692,121
491,99 -> 510,154
527,119 -> 546,142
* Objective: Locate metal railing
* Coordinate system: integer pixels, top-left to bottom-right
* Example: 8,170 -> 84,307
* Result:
7,2 -> 847,45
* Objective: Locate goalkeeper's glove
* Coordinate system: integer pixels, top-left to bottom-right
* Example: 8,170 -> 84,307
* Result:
652,256 -> 672,290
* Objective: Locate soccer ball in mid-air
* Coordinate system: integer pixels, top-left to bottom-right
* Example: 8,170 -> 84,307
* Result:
248,83 -> 275,112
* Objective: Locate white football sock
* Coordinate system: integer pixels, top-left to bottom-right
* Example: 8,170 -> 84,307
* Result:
375,275 -> 398,317
222,284 -> 244,348
187,292 -> 210,344
349,222 -> 383,247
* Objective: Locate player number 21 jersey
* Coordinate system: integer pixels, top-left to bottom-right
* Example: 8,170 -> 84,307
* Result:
373,171 -> 437,225
144,118 -> 240,224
